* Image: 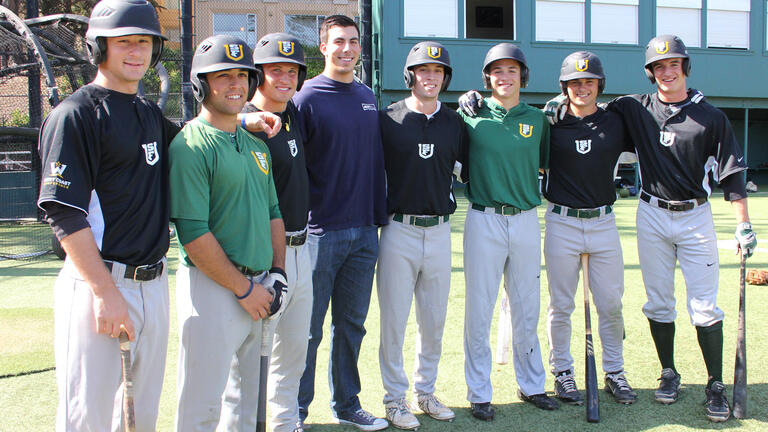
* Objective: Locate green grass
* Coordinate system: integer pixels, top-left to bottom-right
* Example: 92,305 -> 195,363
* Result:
2,193 -> 768,431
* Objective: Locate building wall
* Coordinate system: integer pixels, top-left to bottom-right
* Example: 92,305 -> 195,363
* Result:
373,0 -> 768,182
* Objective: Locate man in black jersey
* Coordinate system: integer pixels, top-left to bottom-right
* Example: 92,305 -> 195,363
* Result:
37,1 -> 175,430
543,34 -> 758,422
543,51 -> 637,407
240,32 -> 313,432
377,41 -> 466,429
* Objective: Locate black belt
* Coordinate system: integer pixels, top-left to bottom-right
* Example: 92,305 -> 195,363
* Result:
551,204 -> 612,219
640,191 -> 707,212
471,203 -> 522,216
392,213 -> 449,227
286,230 -> 307,247
104,260 -> 163,282
234,265 -> 266,277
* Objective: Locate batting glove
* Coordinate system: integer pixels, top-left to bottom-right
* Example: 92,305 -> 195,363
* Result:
735,222 -> 757,258
543,94 -> 568,125
458,90 -> 483,117
264,267 -> 288,319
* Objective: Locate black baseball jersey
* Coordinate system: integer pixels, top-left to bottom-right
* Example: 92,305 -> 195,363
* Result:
242,101 -> 310,232
37,84 -> 179,265
379,100 -> 468,215
608,90 -> 746,201
544,108 -> 633,208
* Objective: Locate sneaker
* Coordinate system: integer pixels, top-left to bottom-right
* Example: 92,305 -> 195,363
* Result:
554,370 -> 584,405
655,368 -> 681,404
337,408 -> 389,431
417,393 -> 455,421
704,381 -> 731,422
604,371 -> 638,404
293,420 -> 305,432
385,399 -> 420,430
518,390 -> 560,410
470,402 -> 495,421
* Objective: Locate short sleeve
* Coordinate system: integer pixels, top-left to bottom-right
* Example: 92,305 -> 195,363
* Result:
168,128 -> 211,222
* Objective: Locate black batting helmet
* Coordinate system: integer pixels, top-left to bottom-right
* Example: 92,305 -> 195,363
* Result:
403,41 -> 452,92
559,51 -> 605,94
85,0 -> 167,67
644,34 -> 690,83
253,33 -> 308,91
190,35 -> 258,103
482,43 -> 529,89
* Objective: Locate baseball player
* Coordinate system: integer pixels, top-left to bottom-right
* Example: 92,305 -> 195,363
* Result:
459,43 -> 557,421
545,35 -> 757,422
543,51 -> 636,406
170,34 -> 287,431
36,1 -> 176,429
295,15 -> 389,431
377,41 -> 466,429
239,32 -> 313,432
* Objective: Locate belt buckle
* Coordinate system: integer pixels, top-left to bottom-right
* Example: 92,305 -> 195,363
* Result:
412,216 -> 431,227
499,205 -> 514,215
132,263 -> 155,281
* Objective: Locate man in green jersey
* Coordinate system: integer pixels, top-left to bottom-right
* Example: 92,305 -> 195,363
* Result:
169,35 -> 286,431
459,43 -> 556,421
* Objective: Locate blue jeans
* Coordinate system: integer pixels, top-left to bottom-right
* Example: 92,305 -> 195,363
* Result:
298,226 -> 379,419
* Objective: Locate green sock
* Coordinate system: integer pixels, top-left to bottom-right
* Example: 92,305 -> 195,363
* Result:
696,321 -> 723,388
648,319 -> 676,372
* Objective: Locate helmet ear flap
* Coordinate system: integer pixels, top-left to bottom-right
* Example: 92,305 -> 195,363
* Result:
598,78 -> 605,94
150,37 -> 164,68
297,67 -> 306,91
253,66 -> 265,89
521,66 -> 529,88
560,81 -> 568,95
645,66 -> 656,84
192,76 -> 208,102
441,70 -> 451,92
683,58 -> 691,76
482,71 -> 491,89
87,37 -> 108,65
247,72 -> 259,101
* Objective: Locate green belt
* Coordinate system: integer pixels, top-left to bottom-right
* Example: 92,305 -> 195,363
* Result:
392,213 -> 449,227
551,204 -> 612,219
471,203 -> 522,216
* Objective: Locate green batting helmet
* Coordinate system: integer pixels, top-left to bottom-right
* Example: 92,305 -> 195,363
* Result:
190,35 -> 258,103
253,33 -> 308,91
559,51 -> 605,94
482,43 -> 529,89
403,41 -> 452,92
85,0 -> 167,67
644,34 -> 690,83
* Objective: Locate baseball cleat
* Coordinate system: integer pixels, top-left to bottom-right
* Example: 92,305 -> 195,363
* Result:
518,390 -> 560,410
655,368 -> 681,404
704,381 -> 731,422
470,402 -> 495,421
417,394 -> 455,421
385,399 -> 420,430
337,408 -> 389,431
604,371 -> 637,404
554,370 -> 584,405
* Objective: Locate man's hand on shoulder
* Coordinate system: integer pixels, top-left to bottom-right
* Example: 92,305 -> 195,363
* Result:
458,90 -> 483,117
240,112 -> 282,138
543,94 -> 568,125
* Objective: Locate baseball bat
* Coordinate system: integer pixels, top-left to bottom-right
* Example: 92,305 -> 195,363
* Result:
119,330 -> 136,432
581,254 -> 600,423
733,252 -> 747,418
256,318 -> 276,432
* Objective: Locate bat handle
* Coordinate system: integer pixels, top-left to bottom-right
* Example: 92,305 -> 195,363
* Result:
119,330 -> 136,432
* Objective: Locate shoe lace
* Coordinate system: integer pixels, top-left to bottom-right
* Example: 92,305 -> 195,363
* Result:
609,373 -> 631,392
356,408 -> 377,422
556,374 -> 578,393
421,394 -> 444,409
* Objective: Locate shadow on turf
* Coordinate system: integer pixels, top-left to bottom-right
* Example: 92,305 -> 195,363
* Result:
304,384 -> 767,431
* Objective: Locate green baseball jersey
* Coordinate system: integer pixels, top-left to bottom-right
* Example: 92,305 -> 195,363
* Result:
169,118 -> 281,270
460,98 -> 550,210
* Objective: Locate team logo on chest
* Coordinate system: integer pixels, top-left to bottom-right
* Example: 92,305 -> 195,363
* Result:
659,131 -> 675,147
287,139 -> 298,157
575,139 -> 591,154
519,123 -> 533,138
418,143 -> 434,159
251,151 -> 270,175
142,141 -> 160,166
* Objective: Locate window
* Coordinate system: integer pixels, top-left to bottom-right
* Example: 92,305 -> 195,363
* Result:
707,0 -> 749,49
535,0 -> 585,43
285,15 -> 326,46
213,13 -> 257,47
404,0 -> 457,38
656,0 -> 701,47
465,0 -> 516,40
591,0 -> 638,45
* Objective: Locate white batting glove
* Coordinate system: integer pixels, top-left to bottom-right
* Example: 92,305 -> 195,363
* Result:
543,94 -> 568,125
735,222 -> 757,258
264,267 -> 288,319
